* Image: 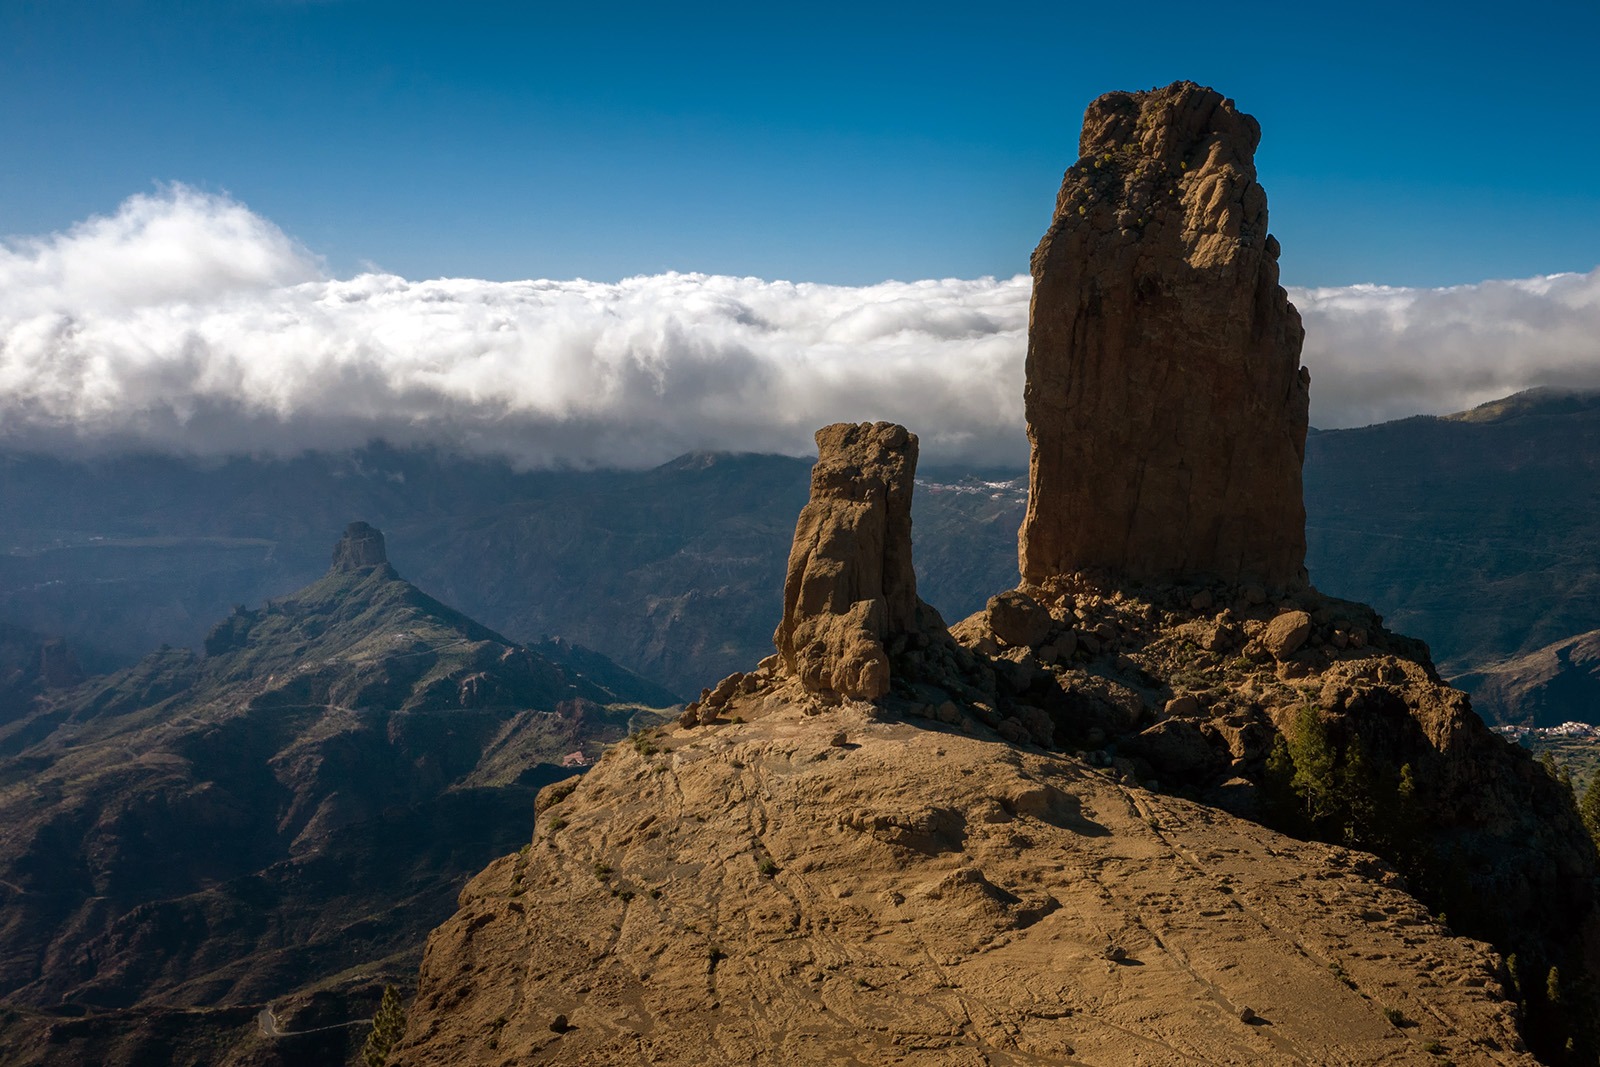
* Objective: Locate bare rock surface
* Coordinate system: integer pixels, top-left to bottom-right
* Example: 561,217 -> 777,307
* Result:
1262,609 -> 1313,660
1020,81 -> 1309,587
772,422 -> 925,700
391,698 -> 1534,1067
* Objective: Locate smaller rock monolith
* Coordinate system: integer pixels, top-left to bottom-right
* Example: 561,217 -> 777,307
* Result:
773,422 -> 922,700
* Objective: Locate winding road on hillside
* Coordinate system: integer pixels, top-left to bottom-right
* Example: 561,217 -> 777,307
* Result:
257,1006 -> 372,1039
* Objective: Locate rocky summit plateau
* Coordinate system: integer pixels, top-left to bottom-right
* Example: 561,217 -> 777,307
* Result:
387,84 -> 1600,1067
395,705 -> 1530,1066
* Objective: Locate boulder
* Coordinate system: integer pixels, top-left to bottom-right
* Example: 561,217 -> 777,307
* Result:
1135,718 -> 1219,776
1011,705 -> 1057,747
985,589 -> 1053,648
773,422 -> 924,700
1163,694 -> 1199,718
1019,81 -> 1309,588
1262,610 -> 1312,660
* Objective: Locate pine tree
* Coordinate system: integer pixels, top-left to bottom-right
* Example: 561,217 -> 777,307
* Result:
1397,763 -> 1417,806
1360,759 -> 1426,880
1505,953 -> 1523,1002
1264,733 -> 1297,819
362,985 -> 406,1067
1336,738 -> 1376,848
1288,705 -> 1338,825
1581,774 -> 1600,849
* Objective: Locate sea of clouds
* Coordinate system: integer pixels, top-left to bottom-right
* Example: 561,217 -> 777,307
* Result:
3,186 -> 1597,467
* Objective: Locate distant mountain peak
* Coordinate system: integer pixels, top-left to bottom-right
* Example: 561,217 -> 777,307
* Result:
330,520 -> 387,572
0,523 -> 677,1020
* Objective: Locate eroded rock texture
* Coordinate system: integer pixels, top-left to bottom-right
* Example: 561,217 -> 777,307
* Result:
1020,81 -> 1310,588
773,422 -> 922,699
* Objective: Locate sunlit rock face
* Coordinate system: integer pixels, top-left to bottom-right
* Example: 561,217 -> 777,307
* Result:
773,422 -> 923,700
1020,80 -> 1310,590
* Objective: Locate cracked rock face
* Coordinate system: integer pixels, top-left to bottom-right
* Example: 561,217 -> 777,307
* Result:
773,422 -> 923,700
1020,81 -> 1310,589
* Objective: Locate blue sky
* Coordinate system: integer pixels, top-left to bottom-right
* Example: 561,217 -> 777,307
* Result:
4,0 -> 1597,288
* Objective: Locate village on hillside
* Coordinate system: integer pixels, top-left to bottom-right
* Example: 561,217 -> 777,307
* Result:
1497,722 -> 1600,793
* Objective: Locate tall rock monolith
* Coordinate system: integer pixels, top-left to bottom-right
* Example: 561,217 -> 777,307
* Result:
1020,81 -> 1310,588
773,422 -> 922,700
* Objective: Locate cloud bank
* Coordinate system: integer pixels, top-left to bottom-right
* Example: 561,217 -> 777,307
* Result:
3,187 -> 1597,466
1294,273 -> 1600,429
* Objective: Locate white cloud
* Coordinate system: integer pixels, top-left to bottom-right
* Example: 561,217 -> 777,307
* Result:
1,186 -> 1596,465
1291,271 -> 1600,428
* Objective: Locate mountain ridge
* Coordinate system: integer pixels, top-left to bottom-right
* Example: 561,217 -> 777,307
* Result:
0,524 -> 672,1059
9,387 -> 1600,725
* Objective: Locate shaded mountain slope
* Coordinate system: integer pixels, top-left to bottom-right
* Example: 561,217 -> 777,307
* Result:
1304,388 -> 1600,683
0,525 -> 672,1015
1458,628 -> 1600,727
6,386 -> 1600,718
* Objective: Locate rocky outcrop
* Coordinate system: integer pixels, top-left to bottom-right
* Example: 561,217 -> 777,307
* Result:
38,638 -> 82,689
330,520 -> 387,572
1020,81 -> 1309,588
943,574 -> 1600,985
772,422 -> 925,700
0,624 -> 68,723
993,85 -> 1600,1022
